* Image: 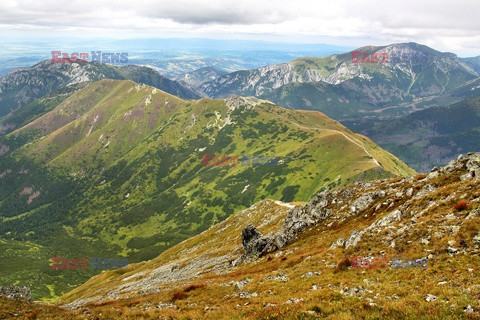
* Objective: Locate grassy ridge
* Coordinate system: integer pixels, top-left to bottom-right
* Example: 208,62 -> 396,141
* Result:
0,79 -> 413,299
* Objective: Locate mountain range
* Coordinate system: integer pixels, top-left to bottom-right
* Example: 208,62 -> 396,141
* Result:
182,42 -> 480,170
0,41 -> 478,316
197,43 -> 478,118
0,61 -> 201,135
2,43 -> 479,172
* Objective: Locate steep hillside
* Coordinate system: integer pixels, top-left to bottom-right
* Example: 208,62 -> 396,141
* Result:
11,152 -> 475,319
199,43 -> 479,120
0,79 -> 413,300
345,95 -> 480,172
0,60 -> 200,133
462,56 -> 480,75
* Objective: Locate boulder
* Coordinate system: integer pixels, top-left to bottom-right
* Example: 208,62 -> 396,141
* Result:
241,224 -> 277,260
0,285 -> 32,301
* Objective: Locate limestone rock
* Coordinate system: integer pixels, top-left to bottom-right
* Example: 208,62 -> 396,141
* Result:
426,294 -> 438,302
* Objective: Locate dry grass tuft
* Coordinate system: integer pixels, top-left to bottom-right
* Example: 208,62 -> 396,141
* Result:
415,173 -> 427,180
454,199 -> 468,211
183,283 -> 206,293
171,291 -> 188,301
334,257 -> 351,273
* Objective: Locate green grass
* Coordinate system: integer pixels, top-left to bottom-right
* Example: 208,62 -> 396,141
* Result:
0,79 -> 413,299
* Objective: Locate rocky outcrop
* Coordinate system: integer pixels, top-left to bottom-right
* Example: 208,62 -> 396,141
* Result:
241,191 -> 336,259
241,152 -> 480,260
241,183 -> 391,258
241,224 -> 278,260
461,153 -> 480,180
0,285 -> 32,301
225,95 -> 272,110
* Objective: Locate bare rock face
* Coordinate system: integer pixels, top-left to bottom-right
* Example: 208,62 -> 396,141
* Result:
241,224 -> 263,248
0,285 -> 32,301
241,224 -> 278,260
201,63 -> 327,98
239,192 -> 335,260
464,154 -> 480,180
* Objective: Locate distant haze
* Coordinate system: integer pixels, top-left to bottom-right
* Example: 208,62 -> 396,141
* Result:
0,38 -> 353,77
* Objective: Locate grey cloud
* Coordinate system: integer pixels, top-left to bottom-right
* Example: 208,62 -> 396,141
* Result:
137,0 -> 289,25
345,0 -> 480,30
0,0 -> 292,26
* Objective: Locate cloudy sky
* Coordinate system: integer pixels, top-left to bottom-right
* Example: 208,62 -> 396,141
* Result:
0,0 -> 479,56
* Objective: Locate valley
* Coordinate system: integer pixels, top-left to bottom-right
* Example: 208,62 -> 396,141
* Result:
0,78 -> 412,300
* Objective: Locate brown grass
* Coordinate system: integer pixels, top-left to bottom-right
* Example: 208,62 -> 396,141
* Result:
415,173 -> 427,180
171,291 -> 188,301
29,160 -> 480,319
183,283 -> 206,293
334,257 -> 352,273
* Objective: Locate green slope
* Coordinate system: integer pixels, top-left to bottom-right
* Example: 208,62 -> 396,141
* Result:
0,79 -> 413,299
0,60 -> 201,135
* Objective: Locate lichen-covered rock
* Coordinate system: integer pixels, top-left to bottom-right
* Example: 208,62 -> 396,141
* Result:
472,232 -> 480,248
345,229 -> 364,249
352,193 -> 375,213
0,285 -> 32,301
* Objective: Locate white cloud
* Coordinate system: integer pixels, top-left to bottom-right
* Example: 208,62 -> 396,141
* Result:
0,0 -> 479,55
